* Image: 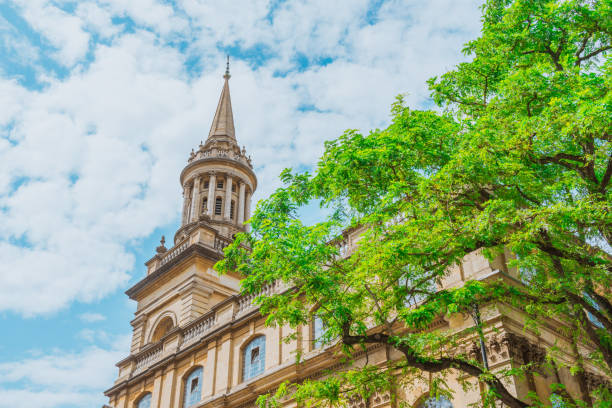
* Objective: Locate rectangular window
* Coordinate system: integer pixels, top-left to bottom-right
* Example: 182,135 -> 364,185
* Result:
202,198 -> 207,213
215,197 -> 222,215
217,181 -> 224,189
231,182 -> 236,192
230,201 -> 235,219
204,181 -> 209,189
251,347 -> 259,364
313,316 -> 325,349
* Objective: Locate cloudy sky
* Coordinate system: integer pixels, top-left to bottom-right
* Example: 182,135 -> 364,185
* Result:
0,0 -> 482,406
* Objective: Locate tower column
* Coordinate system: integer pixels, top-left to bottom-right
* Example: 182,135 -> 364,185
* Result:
244,190 -> 252,231
237,181 -> 246,225
181,183 -> 190,225
207,172 -> 216,216
224,175 -> 233,220
189,177 -> 200,222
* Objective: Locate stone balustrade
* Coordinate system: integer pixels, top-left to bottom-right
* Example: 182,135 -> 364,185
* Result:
126,279 -> 285,376
214,235 -> 232,251
159,239 -> 190,267
181,312 -> 217,347
235,280 -> 283,317
149,233 -> 233,275
188,146 -> 253,169
133,343 -> 164,375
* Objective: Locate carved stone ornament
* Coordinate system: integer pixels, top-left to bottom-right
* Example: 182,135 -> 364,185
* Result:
156,236 -> 167,254
347,394 -> 366,408
585,371 -> 612,393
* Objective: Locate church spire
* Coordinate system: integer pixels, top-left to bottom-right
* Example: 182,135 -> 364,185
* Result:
208,56 -> 235,140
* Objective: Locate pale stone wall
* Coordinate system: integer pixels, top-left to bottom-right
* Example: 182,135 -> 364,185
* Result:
107,214 -> 608,408
107,244 -> 606,408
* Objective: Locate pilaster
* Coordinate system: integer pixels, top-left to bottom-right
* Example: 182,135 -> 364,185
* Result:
130,314 -> 148,354
158,366 -> 176,408
151,372 -> 163,408
214,333 -> 233,394
178,278 -> 213,326
203,341 -> 217,398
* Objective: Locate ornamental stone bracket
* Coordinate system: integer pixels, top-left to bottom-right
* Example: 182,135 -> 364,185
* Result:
347,394 -> 366,408
346,390 -> 391,408
585,371 -> 612,393
501,333 -> 547,369
456,332 -> 547,371
371,390 -> 392,407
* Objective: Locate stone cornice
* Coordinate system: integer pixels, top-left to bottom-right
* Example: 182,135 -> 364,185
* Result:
125,243 -> 224,300
180,156 -> 257,192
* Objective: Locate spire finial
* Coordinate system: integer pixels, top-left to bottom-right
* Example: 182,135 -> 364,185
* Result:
208,58 -> 236,140
224,55 -> 230,80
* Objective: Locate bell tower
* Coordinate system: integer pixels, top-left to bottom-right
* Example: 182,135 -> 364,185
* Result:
176,58 -> 257,243
119,63 -> 257,359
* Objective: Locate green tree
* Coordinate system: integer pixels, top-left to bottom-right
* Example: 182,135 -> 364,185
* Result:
217,0 -> 611,407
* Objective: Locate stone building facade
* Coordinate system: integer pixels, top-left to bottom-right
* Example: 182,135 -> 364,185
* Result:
104,70 -> 608,408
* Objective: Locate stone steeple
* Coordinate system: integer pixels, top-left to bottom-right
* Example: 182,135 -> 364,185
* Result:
207,57 -> 235,141
175,62 -> 257,245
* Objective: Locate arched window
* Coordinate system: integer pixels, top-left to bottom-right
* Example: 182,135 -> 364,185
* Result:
183,367 -> 203,407
215,197 -> 222,215
136,393 -> 152,408
151,316 -> 174,343
313,316 -> 325,349
230,200 -> 235,219
201,197 -> 207,214
243,336 -> 265,381
416,396 -> 452,408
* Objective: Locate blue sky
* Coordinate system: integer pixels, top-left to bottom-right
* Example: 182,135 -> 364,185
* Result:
0,0 -> 482,406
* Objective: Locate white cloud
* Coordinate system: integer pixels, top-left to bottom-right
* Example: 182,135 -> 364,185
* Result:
0,335 -> 129,408
0,15 -> 39,68
79,312 -> 106,323
0,0 -> 486,404
75,2 -> 121,39
12,0 -> 90,67
0,33 -> 192,315
78,328 -> 111,343
0,0 -> 482,315
102,0 -> 189,36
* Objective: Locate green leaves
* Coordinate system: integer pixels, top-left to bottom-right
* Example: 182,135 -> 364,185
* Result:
216,0 -> 611,406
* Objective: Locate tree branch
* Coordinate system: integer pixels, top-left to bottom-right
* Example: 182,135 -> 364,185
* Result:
578,309 -> 612,373
340,326 -> 529,408
577,45 -> 612,65
599,155 -> 612,193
